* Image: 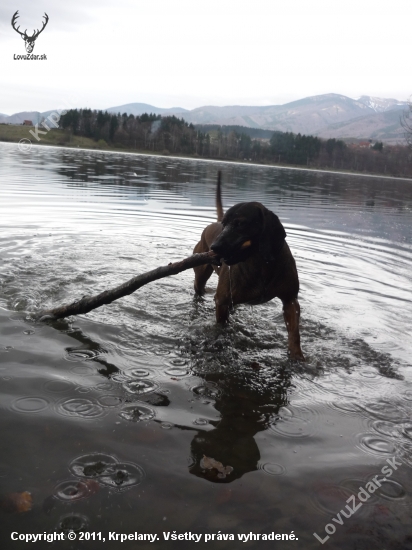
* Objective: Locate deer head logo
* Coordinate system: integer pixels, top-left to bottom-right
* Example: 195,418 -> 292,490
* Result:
11,11 -> 49,54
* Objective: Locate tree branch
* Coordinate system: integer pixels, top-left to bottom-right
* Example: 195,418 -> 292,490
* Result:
34,251 -> 220,322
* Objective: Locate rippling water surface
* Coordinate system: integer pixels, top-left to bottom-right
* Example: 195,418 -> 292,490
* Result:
1,142 -> 412,548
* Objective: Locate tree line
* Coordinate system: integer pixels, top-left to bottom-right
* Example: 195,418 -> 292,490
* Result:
58,109 -> 412,178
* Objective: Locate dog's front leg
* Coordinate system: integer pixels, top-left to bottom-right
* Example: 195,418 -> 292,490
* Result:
282,298 -> 305,361
215,302 -> 230,324
214,270 -> 231,324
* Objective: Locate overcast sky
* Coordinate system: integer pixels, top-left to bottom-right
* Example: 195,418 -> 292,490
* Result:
0,0 -> 411,114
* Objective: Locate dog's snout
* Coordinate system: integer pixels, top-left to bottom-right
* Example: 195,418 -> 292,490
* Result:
210,241 -> 225,255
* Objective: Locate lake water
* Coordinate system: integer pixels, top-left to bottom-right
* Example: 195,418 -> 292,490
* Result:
0,141 -> 411,548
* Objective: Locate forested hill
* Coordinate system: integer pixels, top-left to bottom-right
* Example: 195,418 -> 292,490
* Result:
194,125 -> 275,140
56,109 -> 412,178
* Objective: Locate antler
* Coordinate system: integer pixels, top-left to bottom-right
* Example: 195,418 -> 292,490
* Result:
32,13 -> 49,40
11,10 -> 26,37
11,11 -> 49,53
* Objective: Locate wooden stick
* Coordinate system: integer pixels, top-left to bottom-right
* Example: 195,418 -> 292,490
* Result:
34,251 -> 219,322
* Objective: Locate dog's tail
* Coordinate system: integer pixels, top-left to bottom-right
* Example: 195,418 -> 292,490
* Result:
216,171 -> 224,222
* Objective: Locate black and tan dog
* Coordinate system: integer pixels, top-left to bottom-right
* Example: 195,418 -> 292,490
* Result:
193,172 -> 305,361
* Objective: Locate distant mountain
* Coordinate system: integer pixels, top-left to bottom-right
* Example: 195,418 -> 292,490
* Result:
0,111 -> 44,125
1,94 -> 408,143
0,110 -> 67,125
183,94 -> 408,143
357,95 -> 406,113
170,94 -> 371,130
105,102 -> 188,117
0,103 -> 188,126
316,109 -> 406,143
178,94 -> 408,141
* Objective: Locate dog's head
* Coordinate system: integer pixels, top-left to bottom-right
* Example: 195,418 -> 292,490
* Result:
211,202 -> 286,265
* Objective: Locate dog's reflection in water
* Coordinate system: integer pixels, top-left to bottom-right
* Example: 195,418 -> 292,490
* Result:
189,365 -> 292,483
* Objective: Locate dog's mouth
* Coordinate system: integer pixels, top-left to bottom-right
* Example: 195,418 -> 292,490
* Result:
221,242 -> 253,266
222,256 -> 238,266
212,239 -> 254,266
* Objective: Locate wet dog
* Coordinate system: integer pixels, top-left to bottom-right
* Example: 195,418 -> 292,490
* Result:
193,172 -> 305,360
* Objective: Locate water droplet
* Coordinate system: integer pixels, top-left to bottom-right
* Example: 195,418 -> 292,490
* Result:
270,405 -> 318,438
375,479 -> 406,500
328,400 -> 362,415
54,480 -> 96,501
111,373 -> 129,384
69,453 -> 117,478
123,379 -> 158,395
56,398 -> 106,419
359,369 -> 379,379
57,513 -> 89,534
99,462 -> 145,489
97,395 -> 123,408
357,434 -> 396,456
119,405 -> 155,422
12,397 -> 49,414
95,382 -> 112,392
165,366 -> 189,377
161,422 -> 173,430
193,418 -> 208,426
260,462 -> 286,476
65,348 -> 100,362
129,368 -> 154,378
359,400 -> 407,422
168,358 -> 188,366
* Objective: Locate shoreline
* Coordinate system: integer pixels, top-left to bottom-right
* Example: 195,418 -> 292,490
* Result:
1,137 -> 412,183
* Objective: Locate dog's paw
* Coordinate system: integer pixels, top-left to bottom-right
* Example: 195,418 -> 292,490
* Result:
289,349 -> 306,362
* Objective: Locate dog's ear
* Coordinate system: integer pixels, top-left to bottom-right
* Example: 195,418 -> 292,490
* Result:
259,209 -> 286,262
